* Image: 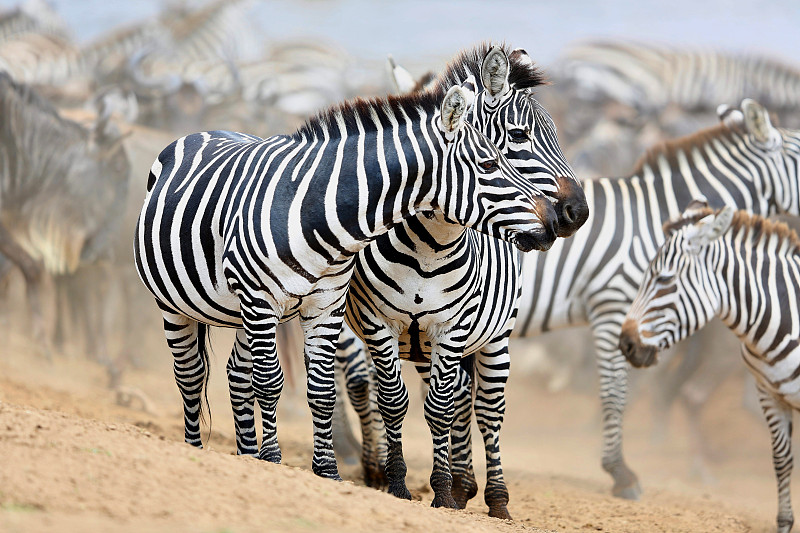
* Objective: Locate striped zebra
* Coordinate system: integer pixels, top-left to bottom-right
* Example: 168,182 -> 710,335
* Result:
134,78 -> 559,480
559,40 -> 800,116
342,44 -> 588,518
619,204 -> 800,533
498,98 -> 800,500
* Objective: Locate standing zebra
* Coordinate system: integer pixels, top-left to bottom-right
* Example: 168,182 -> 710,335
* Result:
619,204 -> 800,533
342,44 -> 588,518
134,79 -> 559,480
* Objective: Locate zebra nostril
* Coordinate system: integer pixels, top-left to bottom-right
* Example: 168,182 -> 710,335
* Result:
563,203 -> 576,224
619,336 -> 634,358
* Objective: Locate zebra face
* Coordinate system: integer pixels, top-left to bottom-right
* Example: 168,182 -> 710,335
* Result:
437,83 -> 559,252
620,206 -> 735,368
472,88 -> 589,239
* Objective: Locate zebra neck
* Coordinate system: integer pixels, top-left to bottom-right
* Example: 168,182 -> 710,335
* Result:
404,213 -> 470,255
299,114 -> 445,256
608,145 -> 774,228
716,232 -> 799,346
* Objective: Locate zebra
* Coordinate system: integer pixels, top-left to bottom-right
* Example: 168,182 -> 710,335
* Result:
134,78 -> 560,481
558,40 -> 800,117
339,44 -> 588,518
541,40 -> 800,178
619,203 -> 800,533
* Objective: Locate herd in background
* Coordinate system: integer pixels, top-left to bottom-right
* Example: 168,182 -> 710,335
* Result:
3,0 -> 800,530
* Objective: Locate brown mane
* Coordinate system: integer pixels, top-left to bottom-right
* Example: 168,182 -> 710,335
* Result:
664,206 -> 800,254
632,122 -> 742,175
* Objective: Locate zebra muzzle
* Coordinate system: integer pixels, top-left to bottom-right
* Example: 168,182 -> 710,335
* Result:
619,319 -> 658,368
512,229 -> 555,252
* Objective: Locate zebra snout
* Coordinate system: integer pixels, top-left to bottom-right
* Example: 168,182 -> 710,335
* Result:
554,176 -> 589,238
619,319 -> 658,368
556,197 -> 590,238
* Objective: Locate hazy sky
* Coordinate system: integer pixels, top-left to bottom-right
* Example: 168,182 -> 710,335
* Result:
6,0 -> 799,67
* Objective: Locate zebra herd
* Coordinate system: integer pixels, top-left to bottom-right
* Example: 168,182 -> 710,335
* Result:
131,36 -> 800,530
3,1 -> 800,527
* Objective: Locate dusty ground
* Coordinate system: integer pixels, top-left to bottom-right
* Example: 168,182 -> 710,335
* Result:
0,125 -> 793,532
0,322 -> 790,533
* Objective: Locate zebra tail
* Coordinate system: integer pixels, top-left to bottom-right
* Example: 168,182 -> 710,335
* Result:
460,353 -> 476,400
197,322 -> 213,434
409,319 -> 424,362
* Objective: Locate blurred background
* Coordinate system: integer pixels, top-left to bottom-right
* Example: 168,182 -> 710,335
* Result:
1,1 -> 800,531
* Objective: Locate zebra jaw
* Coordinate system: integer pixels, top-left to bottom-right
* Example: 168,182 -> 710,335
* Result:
511,230 -> 553,252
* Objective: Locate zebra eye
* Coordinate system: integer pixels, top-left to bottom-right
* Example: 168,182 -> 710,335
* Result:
656,273 -> 675,284
479,159 -> 499,172
508,129 -> 528,142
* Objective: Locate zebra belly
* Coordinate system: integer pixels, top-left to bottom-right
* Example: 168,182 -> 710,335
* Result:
347,231 -> 519,359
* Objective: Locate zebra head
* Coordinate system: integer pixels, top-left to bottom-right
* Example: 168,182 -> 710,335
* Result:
717,99 -> 800,216
473,46 -> 588,238
388,45 -> 589,239
437,82 -> 559,252
619,201 -> 735,368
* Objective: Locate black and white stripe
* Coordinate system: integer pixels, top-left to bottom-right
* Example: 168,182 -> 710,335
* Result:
134,80 -> 558,480
620,205 -> 800,533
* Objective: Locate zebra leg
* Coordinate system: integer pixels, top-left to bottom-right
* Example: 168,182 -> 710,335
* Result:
337,329 -> 388,488
300,306 -> 344,481
592,322 -> 641,500
369,332 -> 411,499
437,359 -> 477,509
425,339 -> 462,509
240,300 -> 283,463
412,360 -> 476,507
158,302 -> 209,448
226,328 -> 258,456
756,383 -> 794,533
474,339 -> 511,519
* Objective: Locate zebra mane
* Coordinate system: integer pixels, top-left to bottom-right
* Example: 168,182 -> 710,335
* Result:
294,43 -> 548,141
632,121 -> 738,175
292,90 -> 443,141
431,42 -> 548,94
663,207 -> 800,254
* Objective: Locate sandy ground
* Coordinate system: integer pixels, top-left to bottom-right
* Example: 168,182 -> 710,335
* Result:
0,125 -> 793,533
0,321 -> 791,533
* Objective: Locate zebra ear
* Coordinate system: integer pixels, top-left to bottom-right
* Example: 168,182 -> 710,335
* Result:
742,98 -> 780,148
688,205 -> 735,250
387,55 -> 416,94
717,103 -> 744,128
481,46 -> 510,102
440,85 -> 474,139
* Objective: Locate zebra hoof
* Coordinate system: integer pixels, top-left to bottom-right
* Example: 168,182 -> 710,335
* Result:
488,505 -> 512,520
612,480 -> 642,500
363,463 -> 389,489
452,474 -> 478,508
388,482 -> 412,500
431,492 -> 459,509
